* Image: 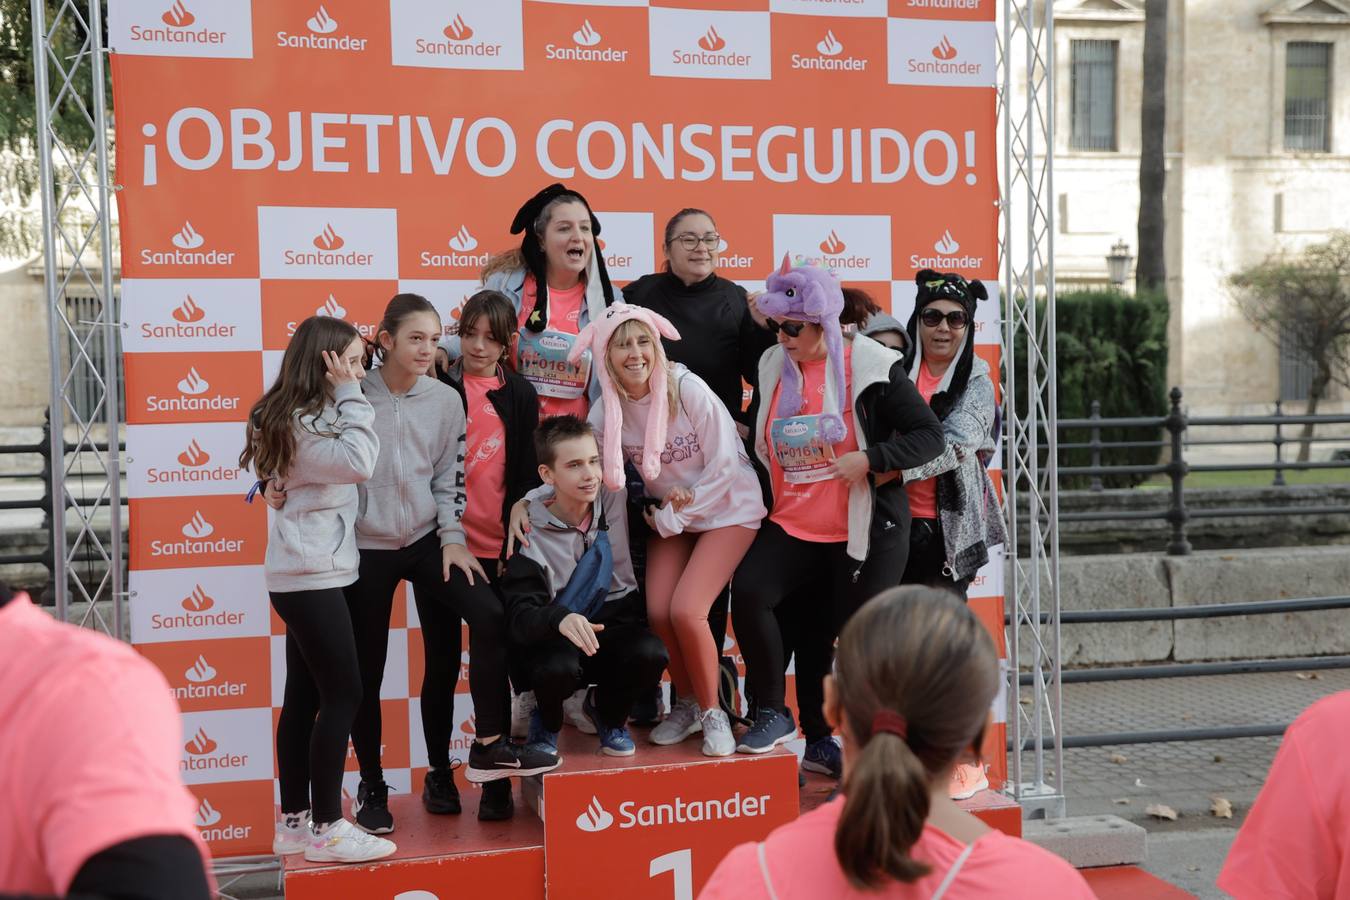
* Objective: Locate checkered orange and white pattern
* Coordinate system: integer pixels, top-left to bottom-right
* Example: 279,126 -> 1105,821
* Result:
110,0 -> 1004,858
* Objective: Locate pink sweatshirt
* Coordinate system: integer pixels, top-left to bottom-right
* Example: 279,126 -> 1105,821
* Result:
590,367 -> 765,537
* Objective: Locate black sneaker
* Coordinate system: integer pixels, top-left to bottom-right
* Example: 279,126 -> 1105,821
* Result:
422,763 -> 462,815
352,779 -> 394,834
465,737 -> 561,783
478,779 -> 514,821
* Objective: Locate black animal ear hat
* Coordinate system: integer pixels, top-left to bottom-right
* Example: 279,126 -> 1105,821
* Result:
511,183 -> 615,333
903,269 -> 989,420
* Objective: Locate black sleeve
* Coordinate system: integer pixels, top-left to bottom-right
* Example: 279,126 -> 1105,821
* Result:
515,379 -> 542,493
55,835 -> 210,900
864,363 -> 947,474
501,554 -> 570,646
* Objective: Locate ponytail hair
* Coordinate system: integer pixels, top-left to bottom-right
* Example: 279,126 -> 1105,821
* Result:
832,587 -> 999,889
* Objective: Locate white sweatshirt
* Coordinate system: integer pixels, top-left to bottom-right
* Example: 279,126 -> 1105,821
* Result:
590,366 -> 766,537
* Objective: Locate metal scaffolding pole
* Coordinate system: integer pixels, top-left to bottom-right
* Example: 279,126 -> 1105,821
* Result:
30,0 -> 124,638
999,0 -> 1065,818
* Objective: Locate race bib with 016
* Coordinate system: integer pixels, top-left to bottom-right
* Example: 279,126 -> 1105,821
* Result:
771,414 -> 835,484
518,330 -> 591,399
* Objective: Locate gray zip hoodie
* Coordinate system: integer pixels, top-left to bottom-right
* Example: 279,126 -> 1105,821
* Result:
356,367 -> 468,551
516,483 -> 637,601
265,381 -> 378,592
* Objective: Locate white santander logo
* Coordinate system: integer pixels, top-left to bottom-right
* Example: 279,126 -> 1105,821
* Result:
448,225 -> 478,252
171,221 -> 204,250
816,30 -> 842,57
307,5 -> 337,34
177,367 -> 209,395
195,798 -> 221,827
184,654 -> 217,683
182,511 -> 214,539
316,294 -> 347,318
575,795 -> 614,832
934,230 -> 960,254
573,20 -> 601,47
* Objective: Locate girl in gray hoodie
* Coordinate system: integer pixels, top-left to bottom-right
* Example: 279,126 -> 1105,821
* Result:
239,315 -> 391,865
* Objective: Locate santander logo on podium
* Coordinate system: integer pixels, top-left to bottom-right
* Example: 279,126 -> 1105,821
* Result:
575,795 -> 615,832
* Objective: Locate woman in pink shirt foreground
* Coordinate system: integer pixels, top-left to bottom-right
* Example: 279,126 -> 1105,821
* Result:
701,586 -> 1093,899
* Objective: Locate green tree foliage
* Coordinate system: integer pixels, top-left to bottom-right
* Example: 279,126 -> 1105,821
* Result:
1014,288 -> 1170,488
0,0 -> 109,256
1230,232 -> 1350,461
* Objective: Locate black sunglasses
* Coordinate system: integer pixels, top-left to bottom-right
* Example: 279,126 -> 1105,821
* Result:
766,318 -> 807,337
919,308 -> 969,329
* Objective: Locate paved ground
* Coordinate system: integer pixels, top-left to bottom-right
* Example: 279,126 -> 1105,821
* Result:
1045,668 -> 1350,897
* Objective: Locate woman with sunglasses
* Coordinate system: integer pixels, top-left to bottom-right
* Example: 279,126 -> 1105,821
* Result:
897,269 -> 1006,604
731,260 -> 944,759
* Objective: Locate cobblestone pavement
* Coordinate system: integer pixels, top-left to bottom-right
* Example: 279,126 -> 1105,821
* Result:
1024,668 -> 1350,897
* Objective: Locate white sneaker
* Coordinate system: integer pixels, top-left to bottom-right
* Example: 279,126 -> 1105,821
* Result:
511,690 -> 537,740
272,810 -> 309,855
949,763 -> 990,800
700,708 -> 736,757
304,818 -> 397,864
651,698 -> 703,745
563,687 -> 596,734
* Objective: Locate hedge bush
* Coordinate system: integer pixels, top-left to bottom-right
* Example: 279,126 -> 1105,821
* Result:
1012,288 -> 1169,488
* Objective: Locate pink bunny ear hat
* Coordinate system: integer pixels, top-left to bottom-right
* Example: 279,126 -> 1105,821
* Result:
568,303 -> 682,490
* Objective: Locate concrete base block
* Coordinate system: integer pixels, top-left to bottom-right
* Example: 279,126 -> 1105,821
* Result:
1022,814 -> 1147,869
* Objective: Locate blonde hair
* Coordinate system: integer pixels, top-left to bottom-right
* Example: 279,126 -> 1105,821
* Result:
605,318 -> 679,418
833,586 -> 999,889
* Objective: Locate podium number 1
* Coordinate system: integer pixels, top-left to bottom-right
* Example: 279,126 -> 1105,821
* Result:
649,848 -> 693,900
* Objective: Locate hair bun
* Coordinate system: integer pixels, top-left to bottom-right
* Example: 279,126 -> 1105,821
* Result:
969,279 -> 989,301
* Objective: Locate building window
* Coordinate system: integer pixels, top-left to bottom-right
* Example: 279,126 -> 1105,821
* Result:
1278,320 -> 1314,402
1069,39 -> 1118,151
64,291 -> 125,424
1285,41 -> 1331,152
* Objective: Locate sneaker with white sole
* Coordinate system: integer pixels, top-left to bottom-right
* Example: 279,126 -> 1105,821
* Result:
563,687 -> 596,734
700,708 -> 735,757
303,818 -> 396,863
272,810 -> 309,855
949,762 -> 989,800
510,691 -> 537,740
465,736 -> 561,783
352,778 -> 394,834
650,697 -> 702,745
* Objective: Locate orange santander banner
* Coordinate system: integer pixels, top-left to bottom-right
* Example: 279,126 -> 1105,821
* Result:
110,0 -> 1002,859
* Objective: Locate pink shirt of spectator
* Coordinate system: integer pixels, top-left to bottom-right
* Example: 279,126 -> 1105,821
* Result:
700,797 -> 1092,900
1219,691 -> 1350,899
0,594 -> 210,895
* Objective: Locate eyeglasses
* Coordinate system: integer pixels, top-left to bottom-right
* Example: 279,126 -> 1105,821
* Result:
919,309 -> 969,329
670,233 -> 720,251
766,318 -> 807,337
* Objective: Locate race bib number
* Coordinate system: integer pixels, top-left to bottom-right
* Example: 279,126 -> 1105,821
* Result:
518,329 -> 591,399
770,414 -> 834,484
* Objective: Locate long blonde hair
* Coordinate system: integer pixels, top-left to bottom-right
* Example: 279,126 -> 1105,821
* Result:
605,318 -> 679,418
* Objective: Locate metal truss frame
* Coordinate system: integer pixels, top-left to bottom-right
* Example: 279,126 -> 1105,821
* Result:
31,0 -> 124,637
999,0 -> 1066,818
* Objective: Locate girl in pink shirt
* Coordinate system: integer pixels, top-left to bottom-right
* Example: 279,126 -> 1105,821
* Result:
701,586 -> 1093,900
570,304 -> 766,757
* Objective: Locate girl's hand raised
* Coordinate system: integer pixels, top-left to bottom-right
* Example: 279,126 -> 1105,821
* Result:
322,349 -> 361,387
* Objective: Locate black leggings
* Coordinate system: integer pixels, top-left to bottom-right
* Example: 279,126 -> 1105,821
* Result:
731,520 -> 907,742
527,622 -> 668,732
901,517 -> 972,601
270,588 -> 362,824
345,532 -> 509,780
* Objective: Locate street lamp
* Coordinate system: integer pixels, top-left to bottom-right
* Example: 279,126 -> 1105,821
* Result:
1106,239 -> 1134,287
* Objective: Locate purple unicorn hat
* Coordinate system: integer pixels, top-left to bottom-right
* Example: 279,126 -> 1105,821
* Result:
757,254 -> 848,444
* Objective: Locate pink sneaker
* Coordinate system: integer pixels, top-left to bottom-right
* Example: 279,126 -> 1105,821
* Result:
949,763 -> 989,800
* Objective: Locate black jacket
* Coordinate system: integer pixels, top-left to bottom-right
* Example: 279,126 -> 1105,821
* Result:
623,271 -> 774,425
439,362 -> 541,561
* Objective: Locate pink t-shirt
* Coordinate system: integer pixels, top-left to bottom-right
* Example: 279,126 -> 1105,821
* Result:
0,594 -> 211,895
905,363 -> 944,520
463,373 -> 508,559
701,797 -> 1092,900
767,347 -> 858,544
1218,691 -> 1350,899
517,276 -> 590,421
